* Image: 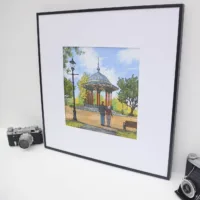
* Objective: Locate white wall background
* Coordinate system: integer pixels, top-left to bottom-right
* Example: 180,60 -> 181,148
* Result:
0,0 -> 200,175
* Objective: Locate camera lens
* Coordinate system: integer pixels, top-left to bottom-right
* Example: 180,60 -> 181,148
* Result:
181,179 -> 196,198
183,184 -> 191,194
19,133 -> 33,149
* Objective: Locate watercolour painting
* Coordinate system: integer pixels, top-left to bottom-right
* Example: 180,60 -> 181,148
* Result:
63,47 -> 139,140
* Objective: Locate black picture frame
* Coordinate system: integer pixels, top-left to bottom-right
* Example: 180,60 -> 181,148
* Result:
37,4 -> 184,180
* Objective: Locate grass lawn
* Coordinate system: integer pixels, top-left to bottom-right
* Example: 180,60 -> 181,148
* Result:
66,120 -> 84,128
116,130 -> 137,140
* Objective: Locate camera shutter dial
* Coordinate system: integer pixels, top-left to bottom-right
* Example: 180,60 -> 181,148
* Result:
18,133 -> 33,149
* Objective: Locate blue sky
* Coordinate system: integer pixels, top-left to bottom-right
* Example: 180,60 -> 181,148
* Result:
64,47 -> 140,98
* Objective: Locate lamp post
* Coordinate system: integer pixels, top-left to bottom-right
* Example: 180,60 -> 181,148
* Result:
70,58 -> 78,121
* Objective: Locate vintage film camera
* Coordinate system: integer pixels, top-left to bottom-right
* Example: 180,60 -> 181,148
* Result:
7,126 -> 43,149
176,153 -> 200,200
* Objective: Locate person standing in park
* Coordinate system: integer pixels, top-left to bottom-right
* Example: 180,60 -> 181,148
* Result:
99,101 -> 106,126
105,106 -> 113,127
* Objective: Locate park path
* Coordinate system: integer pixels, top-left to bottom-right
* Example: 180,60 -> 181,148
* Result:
65,106 -> 137,132
81,124 -> 116,135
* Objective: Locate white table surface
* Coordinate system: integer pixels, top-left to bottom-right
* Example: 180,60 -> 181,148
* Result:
0,128 -> 183,200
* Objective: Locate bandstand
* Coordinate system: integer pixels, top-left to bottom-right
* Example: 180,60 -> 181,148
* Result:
83,62 -> 118,107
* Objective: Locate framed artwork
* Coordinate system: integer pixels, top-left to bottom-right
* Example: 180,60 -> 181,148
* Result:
37,4 -> 184,179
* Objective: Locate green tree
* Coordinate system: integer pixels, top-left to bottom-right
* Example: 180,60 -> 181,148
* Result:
64,78 -> 73,98
118,92 -> 126,114
77,73 -> 90,104
112,98 -> 118,112
117,75 -> 138,116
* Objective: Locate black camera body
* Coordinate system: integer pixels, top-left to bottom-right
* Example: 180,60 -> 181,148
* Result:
7,126 -> 43,149
176,153 -> 200,200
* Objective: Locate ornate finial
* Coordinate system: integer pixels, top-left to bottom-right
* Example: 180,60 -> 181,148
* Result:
97,57 -> 100,72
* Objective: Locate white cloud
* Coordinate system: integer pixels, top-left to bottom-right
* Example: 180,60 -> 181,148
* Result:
118,49 -> 140,65
101,67 -> 118,87
100,66 -> 119,98
79,48 -> 99,73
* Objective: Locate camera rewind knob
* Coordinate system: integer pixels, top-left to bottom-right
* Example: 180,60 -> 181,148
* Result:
188,153 -> 198,160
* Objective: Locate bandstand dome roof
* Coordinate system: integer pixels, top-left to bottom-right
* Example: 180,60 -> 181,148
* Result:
83,63 -> 118,92
88,72 -> 111,85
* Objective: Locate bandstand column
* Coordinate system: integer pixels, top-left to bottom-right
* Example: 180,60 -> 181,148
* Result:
86,90 -> 88,104
98,91 -> 101,105
110,92 -> 112,106
108,92 -> 109,106
96,90 -> 98,105
91,90 -> 93,105
90,91 -> 92,104
88,91 -> 90,105
107,92 -> 111,106
108,92 -> 110,106
109,92 -> 112,106
88,91 -> 90,104
97,90 -> 100,106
